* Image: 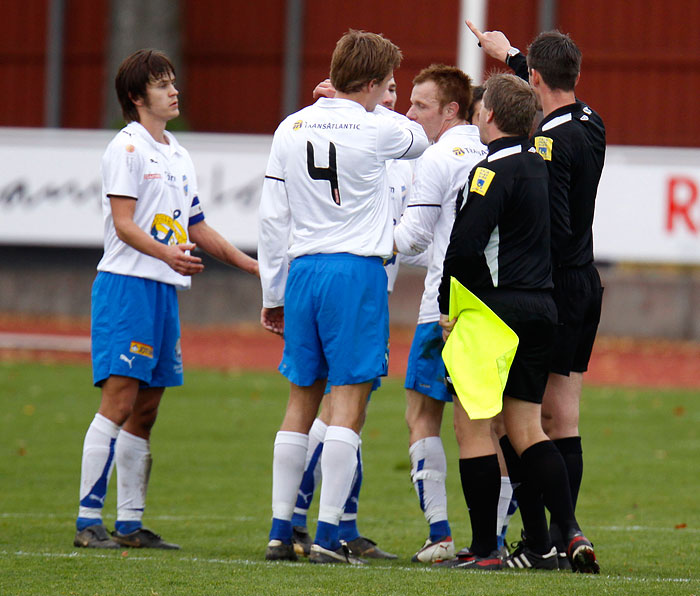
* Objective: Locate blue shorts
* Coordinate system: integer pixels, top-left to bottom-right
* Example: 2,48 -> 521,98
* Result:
405,322 -> 452,402
91,272 -> 183,388
280,253 -> 389,387
324,378 -> 381,395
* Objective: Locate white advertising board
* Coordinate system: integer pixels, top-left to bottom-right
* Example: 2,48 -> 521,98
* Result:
1,128 -> 699,263
594,146 -> 700,264
0,127 -> 271,251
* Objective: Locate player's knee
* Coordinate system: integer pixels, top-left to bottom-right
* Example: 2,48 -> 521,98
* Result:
541,407 -> 555,434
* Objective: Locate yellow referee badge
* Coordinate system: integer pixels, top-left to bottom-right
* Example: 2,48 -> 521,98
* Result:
534,136 -> 553,161
470,167 -> 496,196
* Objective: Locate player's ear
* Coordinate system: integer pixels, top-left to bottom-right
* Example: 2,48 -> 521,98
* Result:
529,68 -> 540,87
129,92 -> 144,107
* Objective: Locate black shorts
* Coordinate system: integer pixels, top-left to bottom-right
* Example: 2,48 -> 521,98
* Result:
479,289 -> 557,405
550,263 -> 603,375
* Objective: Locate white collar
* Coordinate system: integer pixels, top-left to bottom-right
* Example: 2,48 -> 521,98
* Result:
487,144 -> 522,162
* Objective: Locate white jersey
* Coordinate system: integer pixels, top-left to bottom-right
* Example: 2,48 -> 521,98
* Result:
97,121 -> 204,289
384,158 -> 413,293
259,98 -> 429,307
394,124 -> 486,323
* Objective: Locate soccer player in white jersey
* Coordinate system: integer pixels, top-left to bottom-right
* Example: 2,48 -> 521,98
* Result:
73,49 -> 258,550
392,64 -> 488,563
258,30 -> 428,565
288,77 -> 413,560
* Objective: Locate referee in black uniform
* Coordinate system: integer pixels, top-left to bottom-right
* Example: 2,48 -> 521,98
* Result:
467,23 -> 606,567
437,73 -> 598,573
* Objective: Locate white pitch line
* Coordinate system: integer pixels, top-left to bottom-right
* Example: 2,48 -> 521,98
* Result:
0,512 -> 254,522
0,550 -> 695,585
0,332 -> 90,352
2,513 -> 697,533
590,524 -> 700,534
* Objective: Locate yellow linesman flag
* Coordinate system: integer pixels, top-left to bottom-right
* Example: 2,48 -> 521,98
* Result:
441,277 -> 519,419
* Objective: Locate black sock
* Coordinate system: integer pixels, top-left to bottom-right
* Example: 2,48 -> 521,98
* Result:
459,455 -> 500,557
499,436 -> 550,554
521,440 -> 580,544
550,436 -> 583,550
554,436 -> 583,507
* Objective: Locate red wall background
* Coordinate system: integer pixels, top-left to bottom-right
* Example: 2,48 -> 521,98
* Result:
1,0 -> 698,146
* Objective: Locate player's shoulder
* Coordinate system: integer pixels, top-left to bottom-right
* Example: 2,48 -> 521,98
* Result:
102,124 -> 144,166
540,101 -> 602,137
535,101 -> 604,160
276,109 -> 306,135
480,141 -> 539,178
434,125 -> 486,160
107,124 -> 135,147
573,100 -> 604,127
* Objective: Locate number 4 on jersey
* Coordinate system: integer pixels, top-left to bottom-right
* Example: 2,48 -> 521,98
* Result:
307,141 -> 341,205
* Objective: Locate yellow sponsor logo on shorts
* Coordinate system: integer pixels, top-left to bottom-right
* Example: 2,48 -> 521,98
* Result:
470,167 -> 496,196
534,136 -> 553,161
130,341 -> 154,358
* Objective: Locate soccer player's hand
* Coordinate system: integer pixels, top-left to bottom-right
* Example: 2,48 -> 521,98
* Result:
466,20 -> 512,63
165,243 -> 204,276
313,79 -> 336,100
261,306 -> 284,336
439,313 -> 456,342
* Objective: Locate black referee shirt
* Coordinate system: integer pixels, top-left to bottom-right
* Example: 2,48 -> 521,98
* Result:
535,101 -> 605,268
509,53 -> 606,268
438,136 -> 552,314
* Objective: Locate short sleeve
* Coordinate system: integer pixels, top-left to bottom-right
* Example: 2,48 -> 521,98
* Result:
102,137 -> 142,199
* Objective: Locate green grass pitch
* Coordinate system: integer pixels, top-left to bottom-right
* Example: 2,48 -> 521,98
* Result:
1,361 -> 698,595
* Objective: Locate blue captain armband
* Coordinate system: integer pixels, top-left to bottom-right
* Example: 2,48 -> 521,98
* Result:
189,195 -> 205,226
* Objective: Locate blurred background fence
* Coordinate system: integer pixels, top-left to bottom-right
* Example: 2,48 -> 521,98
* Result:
1,0 -> 698,339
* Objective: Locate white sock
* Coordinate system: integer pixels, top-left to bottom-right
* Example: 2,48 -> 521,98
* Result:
116,430 -> 152,524
78,413 -> 120,521
497,476 -> 513,534
272,431 -> 308,520
340,440 -> 362,522
317,426 -> 360,525
409,436 -> 448,524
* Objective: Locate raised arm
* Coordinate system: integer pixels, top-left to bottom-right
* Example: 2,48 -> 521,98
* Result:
466,20 -> 512,62
465,20 -> 528,81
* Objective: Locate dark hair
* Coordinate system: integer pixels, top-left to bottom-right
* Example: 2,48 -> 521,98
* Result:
526,30 -> 581,91
413,64 -> 472,120
115,49 -> 176,123
330,30 -> 402,93
467,85 -> 485,124
483,74 -> 536,137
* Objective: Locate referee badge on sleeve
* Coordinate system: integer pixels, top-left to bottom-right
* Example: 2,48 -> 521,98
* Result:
470,167 -> 496,196
534,136 -> 553,161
